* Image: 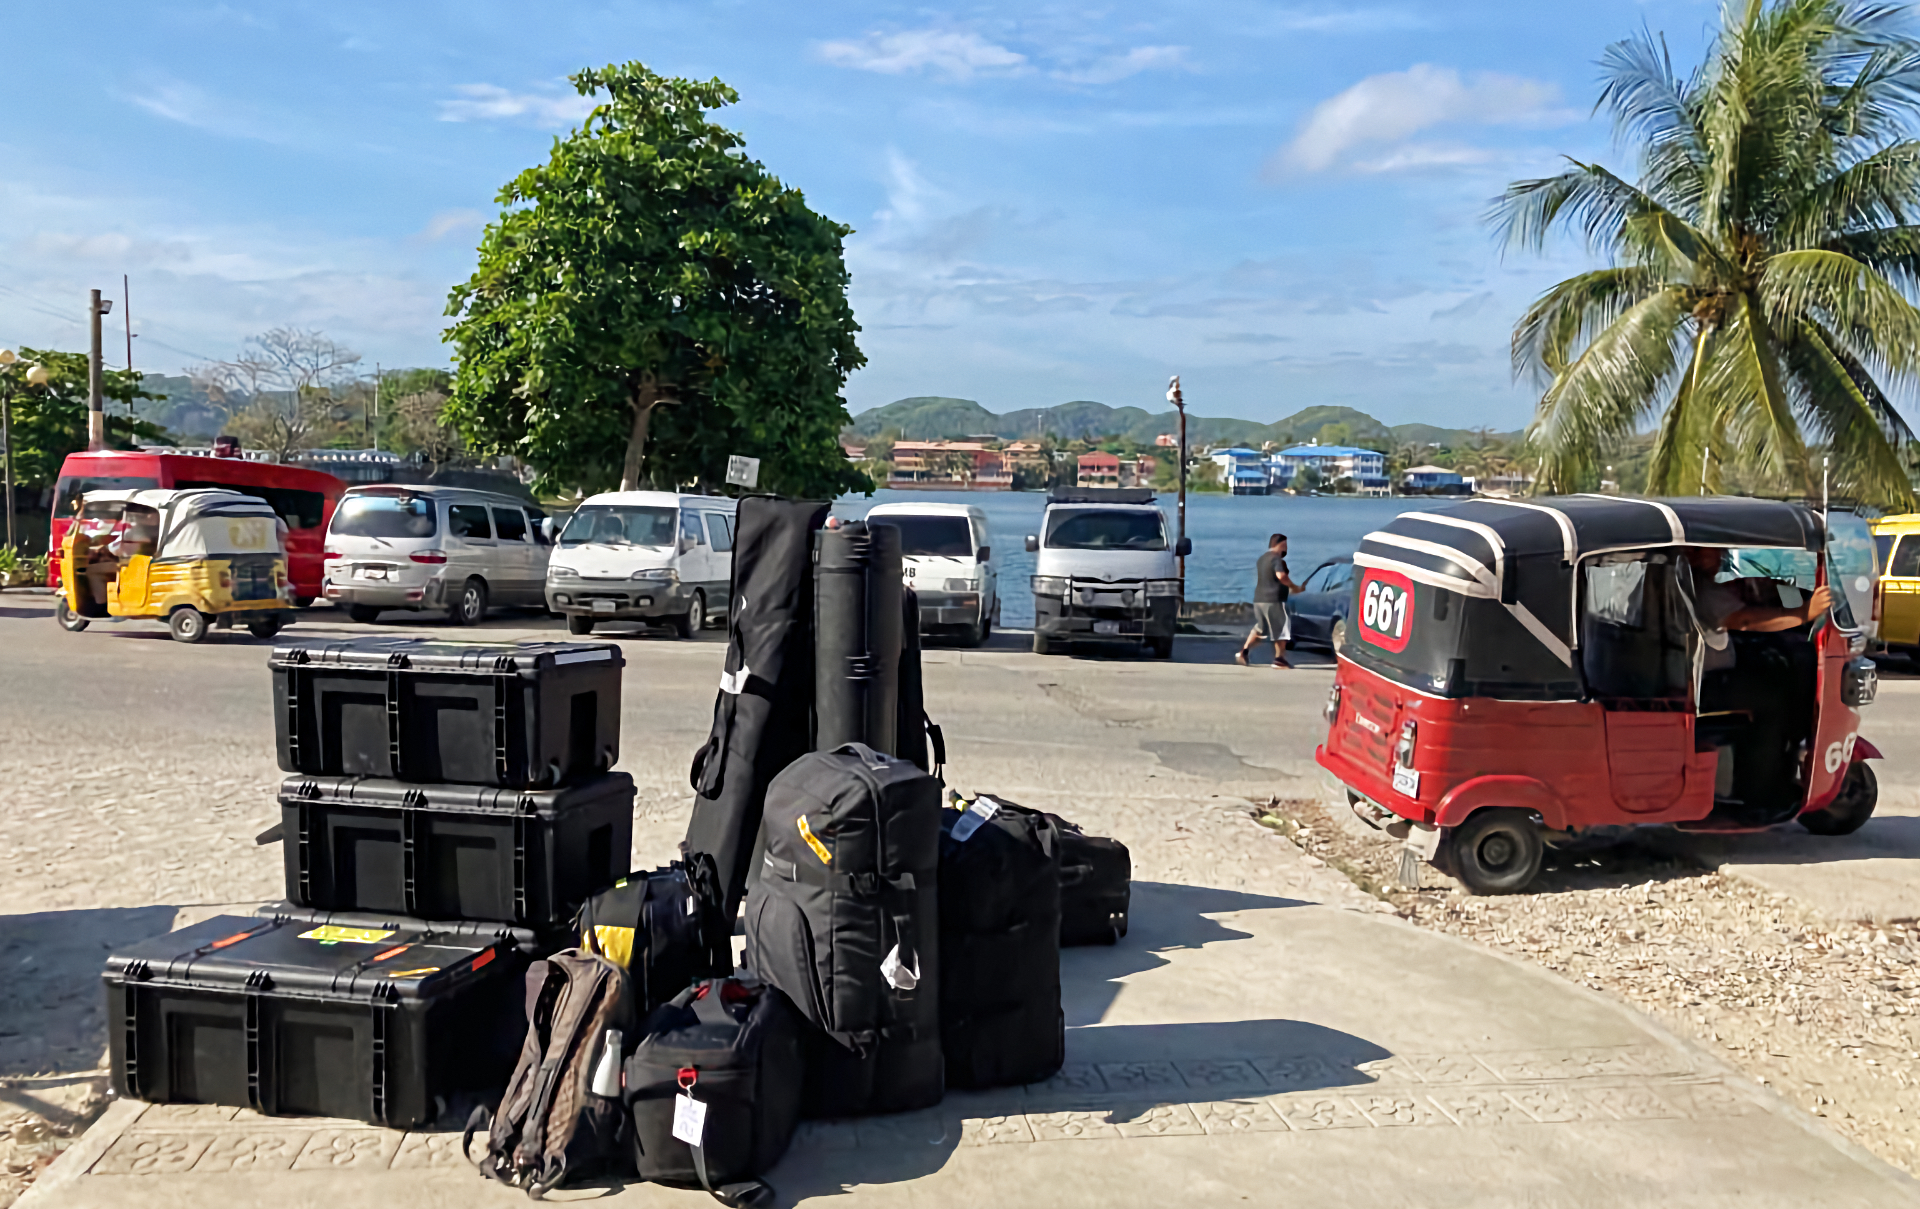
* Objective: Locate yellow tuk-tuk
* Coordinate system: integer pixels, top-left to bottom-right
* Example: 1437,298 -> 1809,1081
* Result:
56,488 -> 294,643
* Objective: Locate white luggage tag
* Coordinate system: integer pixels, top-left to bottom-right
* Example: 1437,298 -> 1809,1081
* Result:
673,1093 -> 708,1145
880,943 -> 920,991
718,664 -> 752,695
949,794 -> 1002,843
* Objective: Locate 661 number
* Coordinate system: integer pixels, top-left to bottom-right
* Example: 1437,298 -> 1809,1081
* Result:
1359,571 -> 1414,652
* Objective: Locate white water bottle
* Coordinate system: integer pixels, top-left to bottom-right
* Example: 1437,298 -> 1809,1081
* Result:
589,1027 -> 623,1098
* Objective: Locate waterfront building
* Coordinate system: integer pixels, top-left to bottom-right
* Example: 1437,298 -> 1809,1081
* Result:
889,441 -> 1013,490
1402,464 -> 1468,494
1207,447 -> 1270,495
1077,451 -> 1120,488
1268,444 -> 1389,495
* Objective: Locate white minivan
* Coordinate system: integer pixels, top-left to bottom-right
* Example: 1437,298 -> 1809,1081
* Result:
866,501 -> 998,646
323,484 -> 553,625
544,491 -> 738,638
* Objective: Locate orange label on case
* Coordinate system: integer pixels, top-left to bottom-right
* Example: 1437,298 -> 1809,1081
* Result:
372,945 -> 411,962
384,967 -> 441,979
797,816 -> 832,865
471,949 -> 496,971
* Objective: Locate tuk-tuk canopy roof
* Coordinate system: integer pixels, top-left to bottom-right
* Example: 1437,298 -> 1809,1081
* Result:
1355,495 -> 1828,668
81,487 -> 285,559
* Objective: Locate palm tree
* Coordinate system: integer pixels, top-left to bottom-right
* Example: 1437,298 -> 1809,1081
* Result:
1496,0 -> 1920,505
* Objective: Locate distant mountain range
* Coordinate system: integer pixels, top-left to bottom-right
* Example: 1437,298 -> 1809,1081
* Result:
845,396 -> 1517,450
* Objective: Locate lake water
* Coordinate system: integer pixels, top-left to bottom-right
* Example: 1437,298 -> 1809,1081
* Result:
834,489 -> 1455,628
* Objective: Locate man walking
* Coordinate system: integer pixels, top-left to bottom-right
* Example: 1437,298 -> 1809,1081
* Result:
1237,533 -> 1303,668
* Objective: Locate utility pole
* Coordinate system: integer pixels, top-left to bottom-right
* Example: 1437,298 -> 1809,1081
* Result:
1168,375 -> 1186,583
87,289 -> 112,451
123,275 -> 134,371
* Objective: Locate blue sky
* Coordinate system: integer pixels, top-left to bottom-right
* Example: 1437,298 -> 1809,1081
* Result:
0,1 -> 1728,429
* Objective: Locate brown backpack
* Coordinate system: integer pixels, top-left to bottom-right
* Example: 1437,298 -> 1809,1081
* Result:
467,950 -> 635,1198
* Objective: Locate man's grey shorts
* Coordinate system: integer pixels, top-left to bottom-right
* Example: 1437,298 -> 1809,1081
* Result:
1252,601 -> 1290,641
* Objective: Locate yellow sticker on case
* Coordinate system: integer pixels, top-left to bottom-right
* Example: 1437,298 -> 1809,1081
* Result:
383,967 -> 441,979
297,926 -> 396,944
797,815 -> 832,865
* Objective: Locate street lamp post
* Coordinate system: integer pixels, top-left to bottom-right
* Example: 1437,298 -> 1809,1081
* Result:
87,289 -> 113,452
0,350 -> 51,552
1168,375 -> 1186,583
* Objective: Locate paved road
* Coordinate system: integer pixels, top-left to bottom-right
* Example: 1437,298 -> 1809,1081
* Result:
6,593 -> 1920,1205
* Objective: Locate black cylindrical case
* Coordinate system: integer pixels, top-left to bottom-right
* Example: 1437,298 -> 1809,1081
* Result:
813,522 -> 903,754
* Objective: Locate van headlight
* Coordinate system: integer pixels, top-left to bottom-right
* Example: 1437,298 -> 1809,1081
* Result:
944,578 -> 973,592
1145,579 -> 1183,597
631,568 -> 678,583
548,565 -> 578,579
1031,576 -> 1067,597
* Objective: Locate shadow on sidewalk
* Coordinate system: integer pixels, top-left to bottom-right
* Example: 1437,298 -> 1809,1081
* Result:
0,905 -> 179,1079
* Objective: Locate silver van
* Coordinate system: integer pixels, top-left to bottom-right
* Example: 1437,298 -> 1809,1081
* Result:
544,491 -> 738,638
322,485 -> 552,625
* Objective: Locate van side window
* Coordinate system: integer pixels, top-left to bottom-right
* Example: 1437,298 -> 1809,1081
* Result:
449,504 -> 493,540
706,513 -> 734,552
525,507 -> 550,545
1893,536 -> 1920,578
680,510 -> 706,546
492,506 -> 529,542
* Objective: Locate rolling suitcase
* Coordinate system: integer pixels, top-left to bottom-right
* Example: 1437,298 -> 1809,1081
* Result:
746,744 -> 943,1116
271,639 -> 623,788
937,793 -> 1063,1088
576,856 -> 733,1015
103,914 -> 525,1128
626,977 -> 805,1205
275,771 -> 634,928
1050,814 -> 1131,945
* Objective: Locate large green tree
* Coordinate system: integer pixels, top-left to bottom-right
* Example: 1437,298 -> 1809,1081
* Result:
1496,0 -> 1920,505
444,62 -> 868,498
2,348 -> 163,489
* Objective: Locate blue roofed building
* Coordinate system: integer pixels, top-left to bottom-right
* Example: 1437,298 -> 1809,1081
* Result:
1206,446 -> 1270,495
1402,464 -> 1468,494
1267,444 -> 1390,495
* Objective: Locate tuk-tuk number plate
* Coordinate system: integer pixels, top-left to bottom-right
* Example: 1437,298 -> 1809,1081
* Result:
1094,621 -> 1120,635
1392,765 -> 1420,797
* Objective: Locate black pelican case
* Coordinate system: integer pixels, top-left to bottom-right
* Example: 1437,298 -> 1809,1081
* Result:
103,914 -> 526,1128
276,771 -> 634,927
253,902 -> 562,958
270,640 -> 624,789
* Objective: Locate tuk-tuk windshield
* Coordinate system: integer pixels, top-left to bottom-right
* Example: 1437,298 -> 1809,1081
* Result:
1721,537 -> 1862,631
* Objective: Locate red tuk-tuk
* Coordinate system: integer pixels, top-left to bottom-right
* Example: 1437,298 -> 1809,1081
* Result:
1316,496 -> 1880,894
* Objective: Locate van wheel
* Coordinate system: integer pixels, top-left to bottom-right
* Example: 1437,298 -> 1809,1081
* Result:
963,614 -> 988,646
55,599 -> 90,632
247,615 -> 287,640
1800,762 -> 1878,836
449,579 -> 488,626
1150,635 -> 1174,659
1447,809 -> 1543,894
674,591 -> 705,640
1033,632 -> 1058,656
169,607 -> 211,644
347,605 -> 381,625
291,595 -> 315,609
1331,618 -> 1348,652
568,614 -> 595,636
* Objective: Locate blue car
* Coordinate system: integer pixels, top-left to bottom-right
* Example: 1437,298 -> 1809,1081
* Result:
1287,557 -> 1356,651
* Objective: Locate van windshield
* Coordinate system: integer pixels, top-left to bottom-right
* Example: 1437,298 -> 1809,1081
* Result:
561,505 -> 676,547
1046,508 -> 1166,550
883,515 -> 973,557
331,495 -> 437,538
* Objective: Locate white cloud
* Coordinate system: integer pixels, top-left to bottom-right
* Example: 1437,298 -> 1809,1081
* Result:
439,84 -> 595,127
1267,6 -> 1429,34
129,80 -> 282,143
1056,45 -> 1192,86
817,30 -> 1026,79
418,209 -> 487,242
1276,64 -> 1573,175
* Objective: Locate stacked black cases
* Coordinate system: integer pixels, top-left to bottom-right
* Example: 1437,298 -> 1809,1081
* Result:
937,796 -> 1063,1088
103,915 -> 525,1128
277,773 -> 633,930
685,498 -> 831,919
271,640 -> 623,789
747,744 -> 943,1117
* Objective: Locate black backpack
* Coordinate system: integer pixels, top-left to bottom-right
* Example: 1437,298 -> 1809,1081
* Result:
626,977 -> 805,1208
468,951 -> 634,1197
937,793 -> 1064,1089
577,855 -> 731,1014
745,743 -> 944,1116
1049,814 -> 1132,946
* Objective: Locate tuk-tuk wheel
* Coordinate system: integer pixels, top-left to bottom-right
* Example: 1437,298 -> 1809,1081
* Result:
1447,808 -> 1544,895
55,599 -> 90,632
1799,762 -> 1878,836
168,606 -> 211,644
246,615 -> 287,640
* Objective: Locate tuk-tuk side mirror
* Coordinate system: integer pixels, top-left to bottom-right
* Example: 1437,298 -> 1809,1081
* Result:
977,546 -> 991,563
1024,535 -> 1038,553
1175,537 -> 1192,557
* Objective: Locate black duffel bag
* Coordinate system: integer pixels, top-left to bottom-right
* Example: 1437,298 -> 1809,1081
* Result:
938,792 -> 1064,1088
626,977 -> 805,1208
746,743 -> 944,1116
1049,813 -> 1132,946
577,854 -> 732,1015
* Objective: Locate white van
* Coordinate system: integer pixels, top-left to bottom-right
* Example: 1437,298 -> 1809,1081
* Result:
323,485 -> 553,625
1025,488 -> 1188,657
544,491 -> 738,637
866,501 -> 999,646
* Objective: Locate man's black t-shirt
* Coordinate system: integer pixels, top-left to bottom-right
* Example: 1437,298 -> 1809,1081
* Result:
1254,551 -> 1288,603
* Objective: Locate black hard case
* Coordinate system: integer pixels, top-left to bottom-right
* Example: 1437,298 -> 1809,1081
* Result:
278,772 -> 634,927
270,639 -> 623,789
255,901 -> 559,958
103,914 -> 525,1128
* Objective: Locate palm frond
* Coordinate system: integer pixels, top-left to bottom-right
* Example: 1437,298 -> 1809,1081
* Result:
1529,288 -> 1691,488
1760,248 -> 1920,376
1779,141 -> 1920,246
1491,161 -> 1727,274
1781,318 -> 1917,504
1511,268 -> 1664,384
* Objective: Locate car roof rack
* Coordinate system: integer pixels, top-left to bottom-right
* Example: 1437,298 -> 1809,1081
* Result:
1047,487 -> 1156,505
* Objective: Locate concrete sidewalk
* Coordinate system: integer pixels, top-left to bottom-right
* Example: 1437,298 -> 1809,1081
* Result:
23,883 -> 1918,1209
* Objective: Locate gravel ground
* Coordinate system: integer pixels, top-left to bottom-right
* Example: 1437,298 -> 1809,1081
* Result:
1261,791 -> 1920,1176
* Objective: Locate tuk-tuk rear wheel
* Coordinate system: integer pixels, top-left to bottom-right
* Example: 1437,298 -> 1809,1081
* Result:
1800,762 -> 1878,836
1447,808 -> 1544,895
246,615 -> 287,640
55,599 -> 89,632
168,607 -> 211,644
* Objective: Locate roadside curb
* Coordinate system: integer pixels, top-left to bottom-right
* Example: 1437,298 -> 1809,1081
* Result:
16,1099 -> 145,1207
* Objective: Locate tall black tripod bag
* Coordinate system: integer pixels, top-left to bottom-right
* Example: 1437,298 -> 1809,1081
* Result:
685,498 -> 831,920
